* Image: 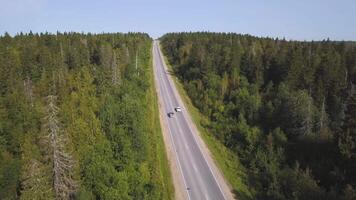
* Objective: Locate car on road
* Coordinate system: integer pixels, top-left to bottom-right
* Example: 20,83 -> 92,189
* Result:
167,112 -> 174,118
174,106 -> 182,112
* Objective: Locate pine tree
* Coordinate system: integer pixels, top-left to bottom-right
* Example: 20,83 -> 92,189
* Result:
303,90 -> 313,136
111,51 -> 120,85
21,159 -> 54,199
230,67 -> 240,90
23,76 -> 34,107
20,135 -> 54,200
338,83 -> 356,159
318,97 -> 332,140
220,72 -> 229,97
44,95 -> 77,199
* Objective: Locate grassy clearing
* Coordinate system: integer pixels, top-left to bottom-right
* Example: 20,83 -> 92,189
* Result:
146,48 -> 175,200
160,46 -> 253,200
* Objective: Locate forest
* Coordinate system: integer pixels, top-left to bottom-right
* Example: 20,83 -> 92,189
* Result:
161,32 -> 356,200
0,32 -> 173,199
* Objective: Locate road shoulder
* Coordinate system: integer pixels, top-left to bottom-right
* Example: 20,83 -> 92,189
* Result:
157,41 -> 236,200
152,42 -> 187,200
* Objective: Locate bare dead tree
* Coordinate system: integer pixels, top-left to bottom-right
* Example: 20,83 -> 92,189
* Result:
111,35 -> 115,46
319,96 -> 327,130
111,51 -> 120,85
60,42 -> 64,60
58,42 -> 67,86
21,159 -> 53,199
45,95 -> 77,200
318,96 -> 333,140
125,45 -> 130,58
305,90 -> 313,136
136,50 -> 139,76
23,76 -> 34,107
345,68 -> 348,85
80,38 -> 88,47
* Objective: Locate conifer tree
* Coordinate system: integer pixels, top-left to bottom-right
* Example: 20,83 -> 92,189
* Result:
338,84 -> 356,159
21,146 -> 54,200
44,95 -> 76,199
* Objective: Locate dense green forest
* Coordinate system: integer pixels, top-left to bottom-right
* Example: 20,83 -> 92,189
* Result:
0,32 -> 173,199
161,32 -> 356,199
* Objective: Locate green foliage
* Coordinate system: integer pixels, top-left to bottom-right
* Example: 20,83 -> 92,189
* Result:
0,150 -> 21,199
338,86 -> 356,159
20,136 -> 54,200
161,32 -> 356,199
0,32 -> 172,199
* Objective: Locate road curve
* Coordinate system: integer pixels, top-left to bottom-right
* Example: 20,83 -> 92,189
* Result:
152,40 -> 233,200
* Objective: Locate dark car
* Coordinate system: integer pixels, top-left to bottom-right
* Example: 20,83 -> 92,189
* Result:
167,112 -> 174,118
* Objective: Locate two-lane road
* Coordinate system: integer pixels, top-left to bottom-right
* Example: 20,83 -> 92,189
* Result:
153,40 -> 233,200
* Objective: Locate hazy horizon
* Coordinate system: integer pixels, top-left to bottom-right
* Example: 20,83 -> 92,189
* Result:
1,0 -> 355,41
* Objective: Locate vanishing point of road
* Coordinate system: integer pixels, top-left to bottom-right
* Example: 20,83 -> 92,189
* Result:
152,40 -> 234,200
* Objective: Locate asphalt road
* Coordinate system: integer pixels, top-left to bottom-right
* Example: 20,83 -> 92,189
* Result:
153,40 -> 227,200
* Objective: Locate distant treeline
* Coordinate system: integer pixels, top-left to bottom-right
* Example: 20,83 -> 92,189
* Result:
161,32 -> 356,200
0,32 -> 172,199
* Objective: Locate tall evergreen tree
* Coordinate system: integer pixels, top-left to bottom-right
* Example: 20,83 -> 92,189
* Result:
44,95 -> 77,199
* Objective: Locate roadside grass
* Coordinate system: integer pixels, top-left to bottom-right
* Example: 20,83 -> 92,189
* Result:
146,48 -> 175,200
160,45 -> 253,200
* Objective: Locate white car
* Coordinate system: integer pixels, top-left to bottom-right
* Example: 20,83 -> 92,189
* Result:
174,107 -> 182,112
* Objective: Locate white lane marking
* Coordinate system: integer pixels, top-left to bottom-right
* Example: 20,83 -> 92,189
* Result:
157,41 -> 227,200
172,113 -> 213,199
205,192 -> 211,200
153,42 -> 192,200
192,162 -> 198,173
184,142 -> 189,150
157,42 -> 208,199
157,44 -> 212,199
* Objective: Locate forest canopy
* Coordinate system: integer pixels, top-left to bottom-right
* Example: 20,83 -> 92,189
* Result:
161,32 -> 356,200
0,32 -> 172,200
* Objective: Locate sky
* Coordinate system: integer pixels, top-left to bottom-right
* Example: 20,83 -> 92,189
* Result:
0,0 -> 355,40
